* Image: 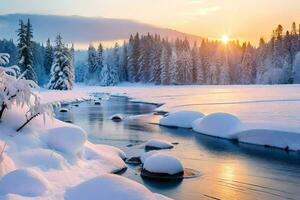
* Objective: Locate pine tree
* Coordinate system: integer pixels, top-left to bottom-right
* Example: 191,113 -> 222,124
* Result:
119,42 -> 128,81
86,44 -> 97,84
170,49 -> 180,85
127,33 -> 140,82
44,38 -> 54,76
48,35 -> 73,90
96,43 -> 104,82
17,19 -> 37,83
160,46 -> 170,85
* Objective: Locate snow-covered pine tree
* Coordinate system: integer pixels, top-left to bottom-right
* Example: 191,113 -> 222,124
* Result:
86,44 -> 97,85
111,42 -> 120,85
48,35 -> 73,90
96,43 -> 104,82
170,48 -> 180,85
119,42 -> 128,82
150,37 -> 163,84
127,33 -> 140,82
177,50 -> 193,84
17,19 -> 37,83
241,43 -> 256,84
44,38 -> 54,77
137,35 -> 151,83
160,45 -> 170,85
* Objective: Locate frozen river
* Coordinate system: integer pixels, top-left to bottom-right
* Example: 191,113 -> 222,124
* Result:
55,95 -> 300,200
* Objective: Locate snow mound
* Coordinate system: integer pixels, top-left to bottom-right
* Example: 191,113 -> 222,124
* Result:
143,154 -> 183,175
140,151 -> 160,164
12,149 -> 68,171
192,113 -> 241,139
83,143 -> 126,173
0,153 -> 16,176
145,139 -> 174,150
44,126 -> 87,156
237,129 -> 300,151
159,110 -> 204,128
0,169 -> 49,197
64,174 -> 157,200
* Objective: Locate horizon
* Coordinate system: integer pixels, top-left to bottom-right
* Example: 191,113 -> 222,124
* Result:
1,0 -> 300,46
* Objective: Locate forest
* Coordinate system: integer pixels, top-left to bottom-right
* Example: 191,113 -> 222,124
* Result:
2,20 -> 300,88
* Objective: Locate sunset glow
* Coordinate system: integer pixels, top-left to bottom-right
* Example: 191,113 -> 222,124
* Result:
1,0 -> 300,44
221,35 -> 230,44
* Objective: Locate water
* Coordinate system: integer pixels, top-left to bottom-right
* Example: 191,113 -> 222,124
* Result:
56,96 -> 300,200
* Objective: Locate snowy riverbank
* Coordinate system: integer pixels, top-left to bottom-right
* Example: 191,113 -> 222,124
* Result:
0,91 -> 171,200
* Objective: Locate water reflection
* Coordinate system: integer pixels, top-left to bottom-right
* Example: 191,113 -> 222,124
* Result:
55,96 -> 300,200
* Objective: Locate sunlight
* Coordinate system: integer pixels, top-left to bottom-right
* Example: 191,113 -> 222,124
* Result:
221,35 -> 230,44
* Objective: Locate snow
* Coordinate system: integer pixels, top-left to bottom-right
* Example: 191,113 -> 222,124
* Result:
109,113 -> 125,121
140,151 -> 161,164
192,113 -> 241,139
43,126 -> 87,158
159,110 -> 204,128
64,174 -> 157,200
0,169 -> 49,197
11,149 -> 68,171
143,154 -> 184,175
145,139 -> 174,150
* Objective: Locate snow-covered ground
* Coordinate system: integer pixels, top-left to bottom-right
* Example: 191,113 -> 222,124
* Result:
0,89 -> 170,200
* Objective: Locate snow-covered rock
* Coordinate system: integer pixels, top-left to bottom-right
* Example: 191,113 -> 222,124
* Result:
83,143 -> 126,173
192,113 -> 241,139
59,108 -> 69,113
44,126 -> 87,156
142,154 -> 183,175
64,174 -> 157,200
12,149 -> 68,171
0,169 -> 49,197
109,114 -> 125,122
145,139 -> 174,150
159,110 -> 204,128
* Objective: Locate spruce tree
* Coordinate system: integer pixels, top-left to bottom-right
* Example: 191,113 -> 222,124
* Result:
44,38 -> 54,76
86,44 -> 97,84
48,35 -> 73,90
17,19 -> 37,83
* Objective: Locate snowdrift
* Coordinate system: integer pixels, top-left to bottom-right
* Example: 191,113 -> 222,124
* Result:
159,110 -> 204,128
65,174 -> 159,200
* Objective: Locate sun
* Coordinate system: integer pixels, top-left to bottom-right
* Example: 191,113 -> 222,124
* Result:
221,35 -> 230,44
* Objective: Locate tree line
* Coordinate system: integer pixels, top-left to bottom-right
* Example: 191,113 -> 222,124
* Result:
84,22 -> 300,86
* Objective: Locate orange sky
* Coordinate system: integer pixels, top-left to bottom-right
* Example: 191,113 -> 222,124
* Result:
1,0 -> 300,44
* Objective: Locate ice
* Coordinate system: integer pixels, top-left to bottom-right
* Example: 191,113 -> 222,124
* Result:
159,110 -> 204,128
0,169 -> 49,197
64,174 -> 157,200
143,154 -> 183,175
192,113 -> 241,139
145,139 -> 174,150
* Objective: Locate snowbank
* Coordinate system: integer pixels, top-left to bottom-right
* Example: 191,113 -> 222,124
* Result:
143,154 -> 183,175
0,169 -> 49,197
44,126 -> 87,157
192,113 -> 241,139
64,174 -> 157,200
145,139 -> 174,150
159,110 -> 204,128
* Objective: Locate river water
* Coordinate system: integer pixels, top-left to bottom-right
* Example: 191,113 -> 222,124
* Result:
55,95 -> 300,200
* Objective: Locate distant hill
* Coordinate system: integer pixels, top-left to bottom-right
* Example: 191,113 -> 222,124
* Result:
0,14 -> 202,49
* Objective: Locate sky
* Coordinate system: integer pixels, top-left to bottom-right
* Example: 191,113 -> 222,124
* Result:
1,0 -> 300,44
